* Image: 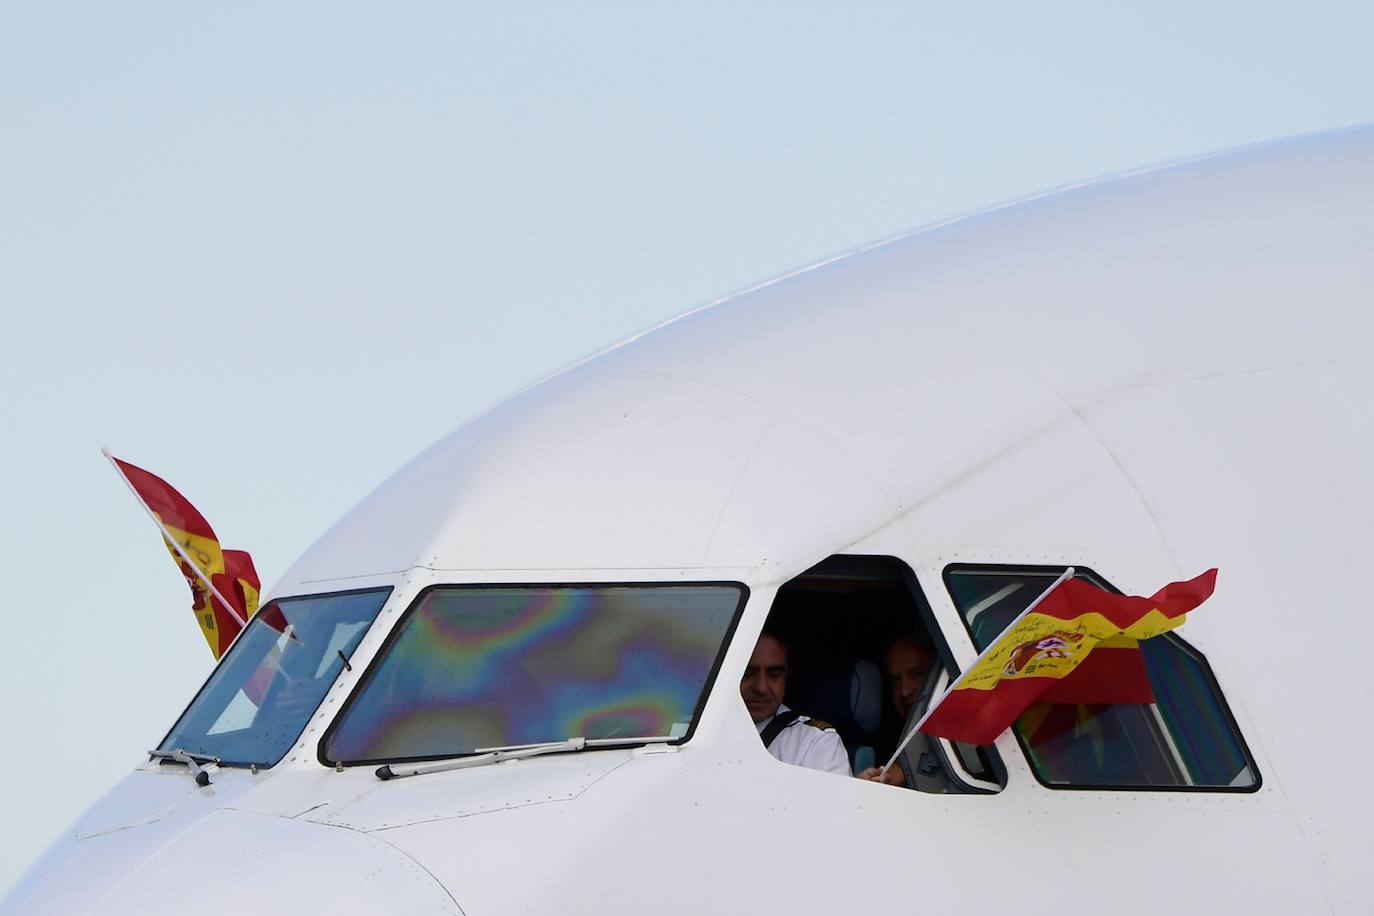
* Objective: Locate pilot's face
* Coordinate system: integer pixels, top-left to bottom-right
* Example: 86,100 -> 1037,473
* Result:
741,634 -> 788,723
885,641 -> 934,720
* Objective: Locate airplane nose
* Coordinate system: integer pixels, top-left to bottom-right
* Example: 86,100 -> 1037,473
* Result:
1,807 -> 460,915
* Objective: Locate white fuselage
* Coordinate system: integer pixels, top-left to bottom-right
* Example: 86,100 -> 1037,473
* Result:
5,126 -> 1372,914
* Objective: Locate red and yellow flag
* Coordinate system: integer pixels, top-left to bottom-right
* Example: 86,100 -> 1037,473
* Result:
110,456 -> 260,658
917,569 -> 1217,745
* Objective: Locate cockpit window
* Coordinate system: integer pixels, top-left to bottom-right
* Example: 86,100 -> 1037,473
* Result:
322,583 -> 745,765
945,566 -> 1259,792
157,588 -> 390,768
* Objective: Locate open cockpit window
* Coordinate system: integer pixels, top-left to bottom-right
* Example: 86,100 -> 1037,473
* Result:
749,555 -> 1004,793
945,565 -> 1260,792
322,583 -> 746,765
157,588 -> 391,768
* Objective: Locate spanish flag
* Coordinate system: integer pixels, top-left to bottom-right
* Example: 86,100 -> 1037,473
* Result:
917,569 -> 1217,746
107,453 -> 260,658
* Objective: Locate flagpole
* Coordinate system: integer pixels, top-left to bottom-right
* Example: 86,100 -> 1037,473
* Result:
102,447 -> 248,630
877,566 -> 1076,779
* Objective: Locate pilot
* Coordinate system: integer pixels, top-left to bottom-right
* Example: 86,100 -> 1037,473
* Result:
857,634 -> 935,786
742,627 -> 851,776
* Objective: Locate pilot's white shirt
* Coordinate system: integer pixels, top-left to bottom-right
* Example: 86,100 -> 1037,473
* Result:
756,705 -> 852,777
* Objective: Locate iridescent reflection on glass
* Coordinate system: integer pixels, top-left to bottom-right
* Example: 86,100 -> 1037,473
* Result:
326,585 -> 742,762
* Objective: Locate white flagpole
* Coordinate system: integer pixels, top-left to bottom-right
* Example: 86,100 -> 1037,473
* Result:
878,566 -> 1076,779
102,447 -> 248,630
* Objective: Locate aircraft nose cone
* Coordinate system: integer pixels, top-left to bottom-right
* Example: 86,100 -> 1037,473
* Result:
1,808 -> 460,915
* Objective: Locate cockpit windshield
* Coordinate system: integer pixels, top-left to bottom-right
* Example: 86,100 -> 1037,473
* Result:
158,588 -> 390,767
322,583 -> 745,764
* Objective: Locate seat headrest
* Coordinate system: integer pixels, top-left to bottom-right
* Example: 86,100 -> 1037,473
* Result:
785,658 -> 883,737
849,658 -> 882,733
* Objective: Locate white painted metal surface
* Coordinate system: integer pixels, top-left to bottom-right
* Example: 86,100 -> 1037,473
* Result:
5,125 -> 1371,914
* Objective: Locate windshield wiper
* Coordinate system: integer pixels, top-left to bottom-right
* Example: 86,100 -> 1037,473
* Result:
148,748 -> 219,786
374,735 -> 678,780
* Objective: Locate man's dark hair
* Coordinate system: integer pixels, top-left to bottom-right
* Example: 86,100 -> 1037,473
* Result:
758,622 -> 790,660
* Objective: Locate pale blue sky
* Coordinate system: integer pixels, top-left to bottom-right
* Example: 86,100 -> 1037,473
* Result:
3,0 -> 1372,891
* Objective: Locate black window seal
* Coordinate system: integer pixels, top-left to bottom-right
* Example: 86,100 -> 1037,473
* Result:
941,562 -> 1262,794
318,580 -> 750,768
153,585 -> 394,770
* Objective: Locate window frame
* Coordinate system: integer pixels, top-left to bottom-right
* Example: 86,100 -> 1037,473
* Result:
942,563 -> 1262,794
317,580 -> 750,768
153,585 -> 394,770
760,554 -> 1008,792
